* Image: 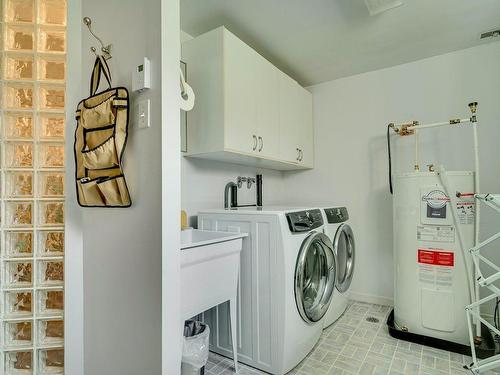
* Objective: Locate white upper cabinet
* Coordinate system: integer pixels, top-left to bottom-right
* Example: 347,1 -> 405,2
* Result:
182,26 -> 313,171
278,73 -> 314,168
254,55 -> 280,159
224,30 -> 258,155
278,72 -> 301,163
297,87 -> 314,168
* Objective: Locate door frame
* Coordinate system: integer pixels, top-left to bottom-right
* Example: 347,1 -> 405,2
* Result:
161,0 -> 183,374
65,0 -> 84,373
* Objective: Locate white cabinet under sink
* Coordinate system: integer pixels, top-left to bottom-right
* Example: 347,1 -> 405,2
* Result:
181,26 -> 313,171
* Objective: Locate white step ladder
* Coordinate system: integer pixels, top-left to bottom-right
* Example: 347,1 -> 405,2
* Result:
466,194 -> 500,374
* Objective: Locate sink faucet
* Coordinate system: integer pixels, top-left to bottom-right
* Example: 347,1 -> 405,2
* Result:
224,182 -> 238,209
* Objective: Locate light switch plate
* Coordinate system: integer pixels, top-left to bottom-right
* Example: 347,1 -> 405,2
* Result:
138,98 -> 150,129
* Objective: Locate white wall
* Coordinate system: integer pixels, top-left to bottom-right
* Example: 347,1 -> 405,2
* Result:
80,0 -> 164,373
281,42 -> 500,306
182,158 -> 285,225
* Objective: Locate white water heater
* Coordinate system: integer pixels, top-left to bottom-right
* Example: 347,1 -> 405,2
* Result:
393,171 -> 475,345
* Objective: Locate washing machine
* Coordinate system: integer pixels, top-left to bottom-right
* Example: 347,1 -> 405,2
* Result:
198,206 -> 337,374
321,207 -> 355,328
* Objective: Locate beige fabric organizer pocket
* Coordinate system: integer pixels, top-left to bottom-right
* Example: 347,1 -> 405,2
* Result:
84,125 -> 114,150
97,176 -> 130,206
77,175 -> 130,207
81,98 -> 116,129
77,179 -> 105,206
81,136 -> 119,169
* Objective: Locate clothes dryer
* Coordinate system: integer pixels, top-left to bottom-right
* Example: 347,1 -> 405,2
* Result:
321,207 -> 355,328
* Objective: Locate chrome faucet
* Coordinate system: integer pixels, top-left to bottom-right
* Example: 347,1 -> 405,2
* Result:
237,176 -> 256,189
224,181 -> 238,209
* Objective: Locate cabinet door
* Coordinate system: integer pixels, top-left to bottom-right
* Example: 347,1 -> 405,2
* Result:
255,58 -> 280,159
224,32 -> 258,154
297,87 -> 314,167
278,73 -> 300,163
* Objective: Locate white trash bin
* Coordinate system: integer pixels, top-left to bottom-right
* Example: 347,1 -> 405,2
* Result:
181,320 -> 210,375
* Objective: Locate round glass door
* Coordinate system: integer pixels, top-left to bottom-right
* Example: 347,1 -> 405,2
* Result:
334,223 -> 355,293
295,232 -> 336,324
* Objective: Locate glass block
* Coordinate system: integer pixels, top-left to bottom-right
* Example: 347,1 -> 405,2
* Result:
38,113 -> 65,139
4,321 -> 33,347
38,348 -> 64,374
5,0 -> 35,23
39,172 -> 64,197
4,142 -> 34,168
38,260 -> 63,286
38,231 -> 64,256
37,55 -> 65,81
38,27 -> 65,53
3,113 -> 34,139
37,319 -> 63,345
38,0 -> 66,25
4,351 -> 33,374
37,289 -> 63,316
5,25 -> 34,51
5,231 -> 33,257
5,172 -> 34,197
4,83 -> 34,109
5,201 -> 33,227
38,143 -> 64,168
4,291 -> 33,318
39,85 -> 65,110
4,261 -> 33,287
38,201 -> 64,226
4,54 -> 34,80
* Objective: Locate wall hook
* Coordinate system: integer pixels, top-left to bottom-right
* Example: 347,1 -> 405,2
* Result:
83,16 -> 112,60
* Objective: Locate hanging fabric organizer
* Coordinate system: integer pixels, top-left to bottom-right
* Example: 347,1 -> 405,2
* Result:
74,56 -> 132,207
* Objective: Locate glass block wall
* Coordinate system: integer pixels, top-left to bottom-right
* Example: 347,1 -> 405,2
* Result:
0,0 -> 66,373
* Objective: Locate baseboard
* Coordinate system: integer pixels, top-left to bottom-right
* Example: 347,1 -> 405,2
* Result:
349,291 -> 394,306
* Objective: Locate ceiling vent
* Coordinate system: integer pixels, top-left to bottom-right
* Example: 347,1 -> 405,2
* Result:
480,28 -> 500,40
364,0 -> 403,16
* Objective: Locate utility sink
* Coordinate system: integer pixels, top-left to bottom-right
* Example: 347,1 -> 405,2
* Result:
180,229 -> 247,318
180,229 -> 247,372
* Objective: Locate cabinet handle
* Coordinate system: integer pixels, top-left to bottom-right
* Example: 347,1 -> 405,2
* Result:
252,135 -> 257,151
258,136 -> 263,152
296,148 -> 300,161
299,149 -> 303,161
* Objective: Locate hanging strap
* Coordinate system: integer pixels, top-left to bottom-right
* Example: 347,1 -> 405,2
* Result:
90,55 -> 112,96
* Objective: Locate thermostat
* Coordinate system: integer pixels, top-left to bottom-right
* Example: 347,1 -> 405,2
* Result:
132,57 -> 151,92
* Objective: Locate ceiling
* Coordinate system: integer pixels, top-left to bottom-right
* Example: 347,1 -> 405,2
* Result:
181,0 -> 500,86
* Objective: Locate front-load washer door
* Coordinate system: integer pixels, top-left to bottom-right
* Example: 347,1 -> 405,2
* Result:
333,223 -> 355,293
295,232 -> 336,324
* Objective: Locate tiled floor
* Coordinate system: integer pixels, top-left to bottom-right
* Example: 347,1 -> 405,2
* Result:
205,301 -> 499,375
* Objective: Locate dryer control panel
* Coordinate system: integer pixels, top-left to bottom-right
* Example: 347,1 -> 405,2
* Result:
286,209 -> 323,232
324,207 -> 349,223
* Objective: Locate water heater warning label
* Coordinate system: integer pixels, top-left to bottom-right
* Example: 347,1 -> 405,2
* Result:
417,225 -> 455,243
418,249 -> 454,267
456,201 -> 475,225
